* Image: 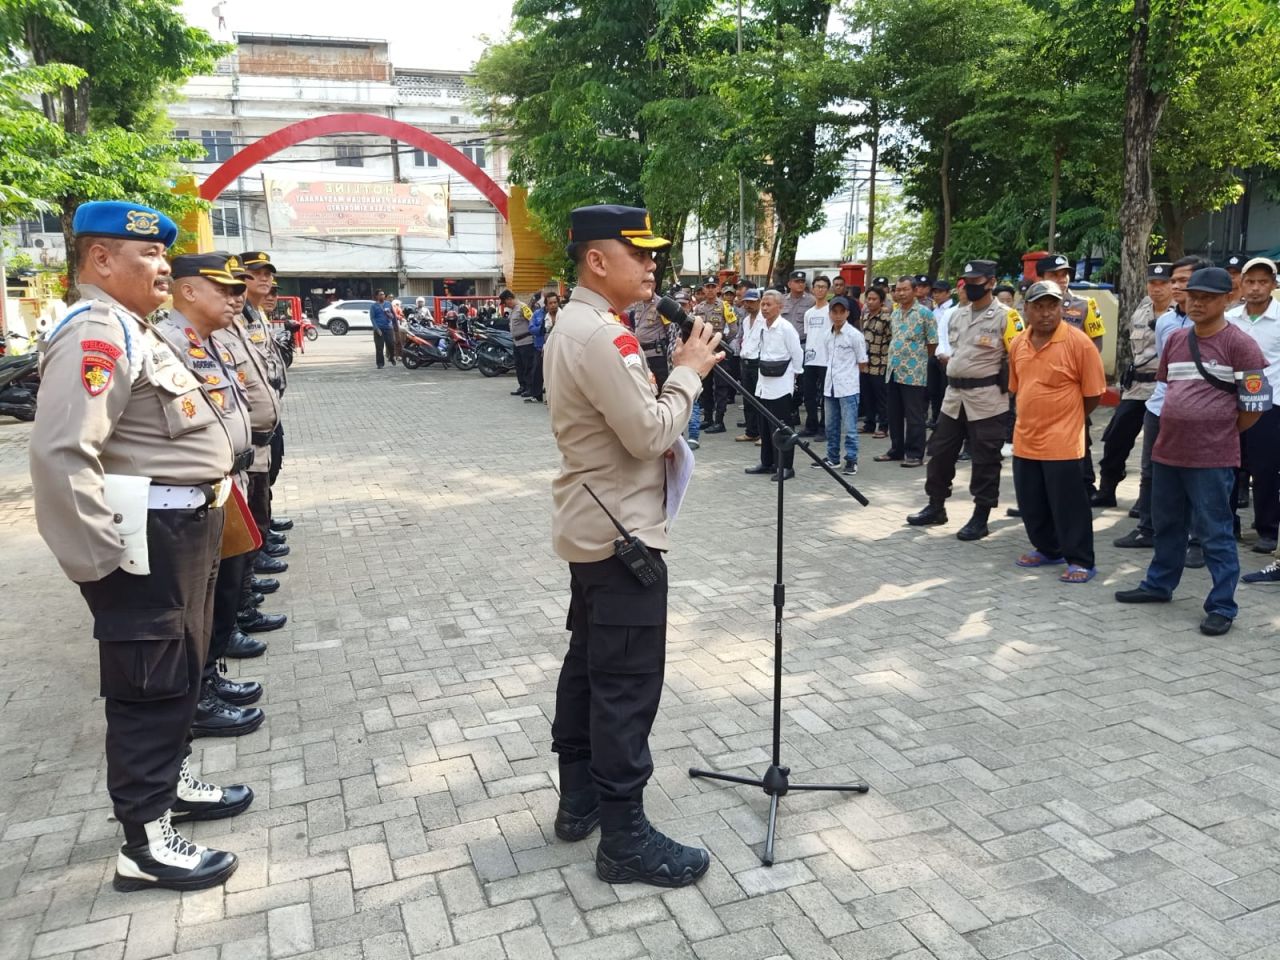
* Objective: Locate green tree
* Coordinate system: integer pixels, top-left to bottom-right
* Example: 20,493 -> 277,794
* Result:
471,0 -> 727,280
1,0 -> 226,294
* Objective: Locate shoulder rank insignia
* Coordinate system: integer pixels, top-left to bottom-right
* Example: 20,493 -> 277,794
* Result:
180,396 -> 197,419
204,374 -> 222,386
210,390 -> 226,409
81,356 -> 114,396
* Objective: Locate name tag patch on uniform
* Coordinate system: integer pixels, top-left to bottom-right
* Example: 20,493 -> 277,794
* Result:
614,333 -> 643,368
81,339 -> 122,360
81,356 -> 114,396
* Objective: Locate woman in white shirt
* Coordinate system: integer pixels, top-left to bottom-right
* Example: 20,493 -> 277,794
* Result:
744,290 -> 805,479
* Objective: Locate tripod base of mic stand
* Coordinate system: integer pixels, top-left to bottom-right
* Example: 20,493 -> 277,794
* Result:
689,765 -> 869,866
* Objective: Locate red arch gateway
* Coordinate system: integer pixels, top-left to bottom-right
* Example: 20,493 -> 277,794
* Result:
197,112 -> 509,220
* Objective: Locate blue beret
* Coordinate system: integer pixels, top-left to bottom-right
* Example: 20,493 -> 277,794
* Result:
72,201 -> 178,248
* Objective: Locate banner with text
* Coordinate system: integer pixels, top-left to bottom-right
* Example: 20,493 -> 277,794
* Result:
263,178 -> 450,238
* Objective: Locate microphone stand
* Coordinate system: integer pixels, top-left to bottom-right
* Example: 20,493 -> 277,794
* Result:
687,355 -> 870,866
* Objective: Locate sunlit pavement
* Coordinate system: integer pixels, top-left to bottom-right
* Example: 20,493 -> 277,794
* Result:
2,331 -> 1278,960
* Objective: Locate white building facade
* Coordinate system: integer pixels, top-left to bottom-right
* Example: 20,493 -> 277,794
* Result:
171,33 -> 507,314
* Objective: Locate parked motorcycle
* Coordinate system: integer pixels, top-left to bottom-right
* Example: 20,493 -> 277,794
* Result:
471,324 -> 516,378
401,320 -> 456,370
274,322 -> 297,369
0,335 -> 40,421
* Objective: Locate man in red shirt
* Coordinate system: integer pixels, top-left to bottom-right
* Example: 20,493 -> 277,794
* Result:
1116,268 -> 1270,636
1007,281 -> 1107,583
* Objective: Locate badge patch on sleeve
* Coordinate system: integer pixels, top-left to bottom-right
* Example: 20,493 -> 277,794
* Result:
81,356 -> 115,396
180,396 -> 197,419
1239,370 -> 1274,413
613,333 -> 643,368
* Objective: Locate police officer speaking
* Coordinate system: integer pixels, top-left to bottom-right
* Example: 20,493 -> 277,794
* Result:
29,202 -> 252,892
544,204 -> 722,887
907,260 -> 1022,540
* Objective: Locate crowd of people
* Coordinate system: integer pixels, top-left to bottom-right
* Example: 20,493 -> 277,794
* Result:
597,252 -> 1278,636
29,203 -> 297,892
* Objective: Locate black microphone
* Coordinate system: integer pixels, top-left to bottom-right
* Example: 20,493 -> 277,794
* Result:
656,296 -> 696,341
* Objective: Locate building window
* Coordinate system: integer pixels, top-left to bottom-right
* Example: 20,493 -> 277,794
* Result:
336,144 -> 363,167
199,129 -> 234,163
211,203 -> 240,239
450,116 -> 459,125
461,140 -> 485,168
413,148 -> 425,167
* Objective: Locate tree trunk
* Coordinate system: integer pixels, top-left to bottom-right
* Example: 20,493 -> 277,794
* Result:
1115,0 -> 1168,363
939,127 -> 952,275
1048,147 -> 1063,254
867,106 -> 879,280
774,225 -> 800,287
928,214 -> 945,279
1159,199 -> 1186,260
61,203 -> 79,304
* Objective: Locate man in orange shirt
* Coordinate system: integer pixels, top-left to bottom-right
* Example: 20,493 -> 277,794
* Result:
1008,281 -> 1107,583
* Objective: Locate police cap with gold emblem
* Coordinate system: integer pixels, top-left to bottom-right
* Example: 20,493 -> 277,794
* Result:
239,250 -> 278,273
567,205 -> 671,251
1146,262 -> 1173,280
171,253 -> 247,288
219,252 -> 252,280
72,200 -> 178,248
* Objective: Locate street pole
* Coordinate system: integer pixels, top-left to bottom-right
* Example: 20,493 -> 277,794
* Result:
737,0 -> 747,280
0,223 -> 8,336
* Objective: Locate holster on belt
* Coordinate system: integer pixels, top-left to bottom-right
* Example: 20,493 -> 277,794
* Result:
251,430 -> 274,446
232,448 -> 255,473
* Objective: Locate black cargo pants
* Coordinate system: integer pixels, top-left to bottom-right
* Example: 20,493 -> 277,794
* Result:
551,554 -> 667,802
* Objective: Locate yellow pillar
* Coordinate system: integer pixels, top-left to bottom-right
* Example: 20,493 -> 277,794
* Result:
170,175 -> 214,255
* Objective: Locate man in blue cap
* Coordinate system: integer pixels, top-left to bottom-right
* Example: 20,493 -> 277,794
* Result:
30,201 -> 247,891
544,204 -> 721,887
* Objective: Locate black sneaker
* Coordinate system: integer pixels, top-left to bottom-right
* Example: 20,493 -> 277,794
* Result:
1253,537 -> 1278,554
596,802 -> 710,888
812,457 -> 840,468
114,811 -> 237,893
1113,529 -> 1154,549
1242,561 -> 1280,584
1185,543 -> 1206,569
843,459 -> 858,475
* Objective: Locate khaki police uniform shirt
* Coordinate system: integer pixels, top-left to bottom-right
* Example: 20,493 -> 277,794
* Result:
243,303 -> 285,390
781,291 -> 816,341
1122,297 -> 1159,402
545,285 -> 702,563
29,284 -> 235,583
156,310 -> 252,457
940,300 -> 1023,422
211,317 -> 279,473
630,297 -> 668,359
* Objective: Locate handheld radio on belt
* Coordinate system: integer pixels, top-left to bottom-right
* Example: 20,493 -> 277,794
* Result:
582,483 -> 664,587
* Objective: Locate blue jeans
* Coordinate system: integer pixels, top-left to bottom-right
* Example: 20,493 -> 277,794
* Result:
824,394 -> 860,463
687,397 -> 701,441
1141,463 -> 1239,618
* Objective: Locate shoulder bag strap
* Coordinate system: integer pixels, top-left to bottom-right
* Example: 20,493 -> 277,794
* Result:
1185,329 -> 1237,394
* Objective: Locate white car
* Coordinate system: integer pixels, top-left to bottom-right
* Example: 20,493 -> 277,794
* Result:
318,299 -> 378,336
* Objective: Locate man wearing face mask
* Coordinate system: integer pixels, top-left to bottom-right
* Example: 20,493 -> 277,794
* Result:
907,261 -> 1022,540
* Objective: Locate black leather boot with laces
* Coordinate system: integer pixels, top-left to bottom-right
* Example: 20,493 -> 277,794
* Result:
554,759 -> 600,841
114,810 -> 238,892
596,800 -> 710,887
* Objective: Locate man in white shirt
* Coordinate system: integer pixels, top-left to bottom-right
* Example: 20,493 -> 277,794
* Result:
800,276 -> 832,437
735,288 -> 765,443
818,296 -> 868,475
1229,257 -> 1280,560
744,290 -> 804,480
927,278 -> 953,428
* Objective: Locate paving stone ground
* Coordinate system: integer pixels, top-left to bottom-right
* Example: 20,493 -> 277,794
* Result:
2,331 -> 1279,960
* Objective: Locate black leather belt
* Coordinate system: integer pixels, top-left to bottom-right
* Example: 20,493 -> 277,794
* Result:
251,430 -> 274,446
640,341 -> 662,351
232,449 -> 255,473
1132,372 -> 1157,382
948,373 -> 1002,389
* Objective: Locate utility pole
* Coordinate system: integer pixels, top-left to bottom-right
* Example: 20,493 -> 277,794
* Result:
388,108 -> 408,296
866,24 -> 879,280
737,0 -> 747,279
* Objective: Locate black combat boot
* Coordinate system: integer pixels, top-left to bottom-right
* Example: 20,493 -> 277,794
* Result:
906,501 -> 948,526
595,800 -> 710,888
208,664 -> 263,705
114,811 -> 238,892
554,759 -> 600,842
252,576 -> 280,594
1090,484 -> 1118,508
956,506 -> 991,541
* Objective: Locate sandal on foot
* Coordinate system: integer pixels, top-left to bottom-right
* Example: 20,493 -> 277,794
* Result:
1016,551 -> 1066,568
1059,564 -> 1097,583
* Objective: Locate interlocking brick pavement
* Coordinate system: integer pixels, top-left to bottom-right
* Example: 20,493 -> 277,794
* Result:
1,332 -> 1279,959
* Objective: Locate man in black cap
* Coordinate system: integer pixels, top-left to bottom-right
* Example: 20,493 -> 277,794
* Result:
908,261 -> 1021,539
1116,267 -> 1269,636
925,278 -> 953,429
1092,262 -> 1172,509
544,204 -> 720,887
912,274 -> 935,310
692,276 -> 732,432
